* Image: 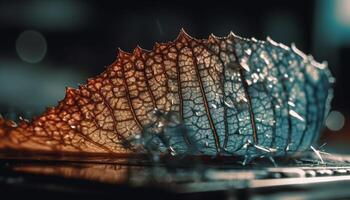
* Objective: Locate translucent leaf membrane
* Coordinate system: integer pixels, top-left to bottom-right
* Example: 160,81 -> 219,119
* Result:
0,29 -> 334,157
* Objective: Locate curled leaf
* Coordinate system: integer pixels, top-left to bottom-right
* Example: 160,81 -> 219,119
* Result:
0,29 -> 334,158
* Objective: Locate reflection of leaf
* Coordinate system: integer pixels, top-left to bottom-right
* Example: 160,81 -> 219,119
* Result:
13,164 -> 132,184
0,29 -> 333,157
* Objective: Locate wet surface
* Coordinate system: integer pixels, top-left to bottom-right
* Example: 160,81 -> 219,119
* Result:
1,152 -> 350,199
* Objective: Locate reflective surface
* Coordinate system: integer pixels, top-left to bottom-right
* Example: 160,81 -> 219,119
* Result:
2,153 -> 350,199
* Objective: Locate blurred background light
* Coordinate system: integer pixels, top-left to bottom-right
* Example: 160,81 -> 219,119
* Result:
262,11 -> 303,48
326,110 -> 345,131
0,0 -> 92,31
335,0 -> 350,28
314,0 -> 350,50
16,30 -> 47,63
0,59 -> 87,116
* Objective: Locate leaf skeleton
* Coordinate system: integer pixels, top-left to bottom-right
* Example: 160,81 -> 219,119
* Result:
0,29 -> 334,160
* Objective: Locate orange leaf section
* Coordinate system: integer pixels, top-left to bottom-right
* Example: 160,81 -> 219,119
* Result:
0,29 -> 208,155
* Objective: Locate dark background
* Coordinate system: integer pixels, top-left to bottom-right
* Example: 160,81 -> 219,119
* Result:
0,0 -> 349,153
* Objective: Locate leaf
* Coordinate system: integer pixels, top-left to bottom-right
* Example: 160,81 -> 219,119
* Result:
0,29 -> 334,157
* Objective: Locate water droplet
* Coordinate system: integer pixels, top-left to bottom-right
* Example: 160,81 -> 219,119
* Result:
246,79 -> 252,85
157,121 -> 165,128
9,121 -> 18,128
251,73 -> 259,81
269,120 -> 276,126
169,146 -> 176,156
211,104 -> 217,109
269,148 -> 277,153
134,134 -> 141,139
242,155 -> 250,166
243,143 -> 249,149
260,51 -> 270,65
286,143 -> 292,151
243,140 -> 251,149
240,57 -> 251,72
289,110 -> 305,121
245,49 -> 252,55
85,113 -> 91,119
215,94 -> 222,105
310,146 -> 324,164
253,144 -> 270,153
224,99 -> 235,109
288,101 -> 296,107
268,156 -> 277,167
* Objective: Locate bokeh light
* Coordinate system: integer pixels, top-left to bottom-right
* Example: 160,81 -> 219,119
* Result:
15,30 -> 47,63
335,0 -> 350,27
326,110 -> 345,131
